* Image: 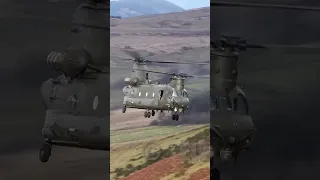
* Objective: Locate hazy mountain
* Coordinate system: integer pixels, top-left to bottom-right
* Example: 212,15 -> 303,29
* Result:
167,0 -> 210,10
110,0 -> 184,18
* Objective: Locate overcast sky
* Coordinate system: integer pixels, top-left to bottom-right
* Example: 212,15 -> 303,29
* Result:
110,0 -> 210,10
166,0 -> 210,9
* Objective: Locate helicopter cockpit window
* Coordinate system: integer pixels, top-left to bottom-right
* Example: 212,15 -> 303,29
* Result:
212,96 -> 232,111
124,87 -> 135,97
182,90 -> 188,98
221,97 -> 232,111
233,94 -> 249,115
211,97 -> 219,111
167,89 -> 173,99
172,89 -> 179,97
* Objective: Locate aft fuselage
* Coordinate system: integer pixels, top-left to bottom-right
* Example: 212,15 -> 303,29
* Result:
211,86 -> 255,161
122,84 -> 189,112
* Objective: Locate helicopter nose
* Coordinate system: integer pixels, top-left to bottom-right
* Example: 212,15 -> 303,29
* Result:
212,112 -> 255,151
172,97 -> 189,107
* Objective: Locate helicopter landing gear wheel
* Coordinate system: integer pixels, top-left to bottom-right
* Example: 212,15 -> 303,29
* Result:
147,111 -> 151,118
39,142 -> 51,163
151,110 -> 155,116
144,111 -> 148,118
122,105 -> 126,113
172,114 -> 179,121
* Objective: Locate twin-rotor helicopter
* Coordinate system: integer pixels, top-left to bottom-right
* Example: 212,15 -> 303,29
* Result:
118,50 -> 208,121
211,1 -> 320,180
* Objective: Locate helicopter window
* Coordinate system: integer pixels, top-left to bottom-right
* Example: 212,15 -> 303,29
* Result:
159,90 -> 164,100
233,94 -> 249,115
172,89 -> 178,97
152,92 -> 155,97
213,96 -> 232,111
139,92 -> 141,97
211,97 -> 219,111
146,92 -> 148,97
167,89 -> 173,99
225,97 -> 232,110
182,90 -> 188,98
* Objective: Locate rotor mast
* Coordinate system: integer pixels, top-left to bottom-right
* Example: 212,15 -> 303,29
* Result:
170,76 -> 185,92
121,50 -> 204,86
211,1 -> 320,93
211,35 -> 266,92
132,60 -> 149,84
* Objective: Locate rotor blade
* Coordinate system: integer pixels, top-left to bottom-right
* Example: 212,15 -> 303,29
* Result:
258,44 -> 320,50
133,69 -> 194,77
150,61 -> 193,64
212,35 -> 320,50
148,60 -> 209,65
178,73 -> 194,78
211,1 -> 320,11
121,58 -> 134,61
194,75 -> 210,79
123,50 -> 142,59
133,69 -> 174,75
115,56 -> 209,65
185,79 -> 209,85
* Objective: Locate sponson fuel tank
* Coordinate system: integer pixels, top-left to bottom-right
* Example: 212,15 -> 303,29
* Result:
41,74 -> 109,117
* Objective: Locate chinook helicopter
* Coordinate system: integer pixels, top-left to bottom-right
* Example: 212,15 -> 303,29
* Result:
119,50 -> 208,121
211,1 -> 320,179
39,0 -> 109,163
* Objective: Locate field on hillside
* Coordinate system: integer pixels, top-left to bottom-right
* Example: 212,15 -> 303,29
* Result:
110,125 -> 210,180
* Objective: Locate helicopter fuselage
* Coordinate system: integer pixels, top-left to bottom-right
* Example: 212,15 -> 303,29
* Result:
211,86 -> 254,161
41,73 -> 110,151
122,84 -> 189,112
211,42 -> 255,163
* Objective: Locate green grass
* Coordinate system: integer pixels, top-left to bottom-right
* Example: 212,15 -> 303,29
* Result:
110,125 -> 205,144
110,124 -> 209,180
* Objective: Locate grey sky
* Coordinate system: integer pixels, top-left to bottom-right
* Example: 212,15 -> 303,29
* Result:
110,0 -> 210,10
166,0 -> 210,10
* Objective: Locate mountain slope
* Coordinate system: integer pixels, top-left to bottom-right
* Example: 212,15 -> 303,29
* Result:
110,0 -> 184,18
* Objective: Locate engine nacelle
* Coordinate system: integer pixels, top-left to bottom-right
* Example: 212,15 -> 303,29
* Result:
47,49 -> 93,79
124,77 -> 138,86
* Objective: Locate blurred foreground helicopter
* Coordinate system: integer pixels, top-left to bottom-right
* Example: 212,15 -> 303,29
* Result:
211,1 -> 320,179
119,50 -> 208,121
39,0 -> 109,163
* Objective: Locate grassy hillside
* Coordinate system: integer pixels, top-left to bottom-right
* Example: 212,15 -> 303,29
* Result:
110,125 -> 209,180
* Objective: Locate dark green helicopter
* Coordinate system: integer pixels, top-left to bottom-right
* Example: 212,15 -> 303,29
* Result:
118,50 -> 208,121
211,1 -> 320,179
39,0 -> 109,163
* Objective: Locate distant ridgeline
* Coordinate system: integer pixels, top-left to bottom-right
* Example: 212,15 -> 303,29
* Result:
110,0 -> 184,18
110,16 -> 122,19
